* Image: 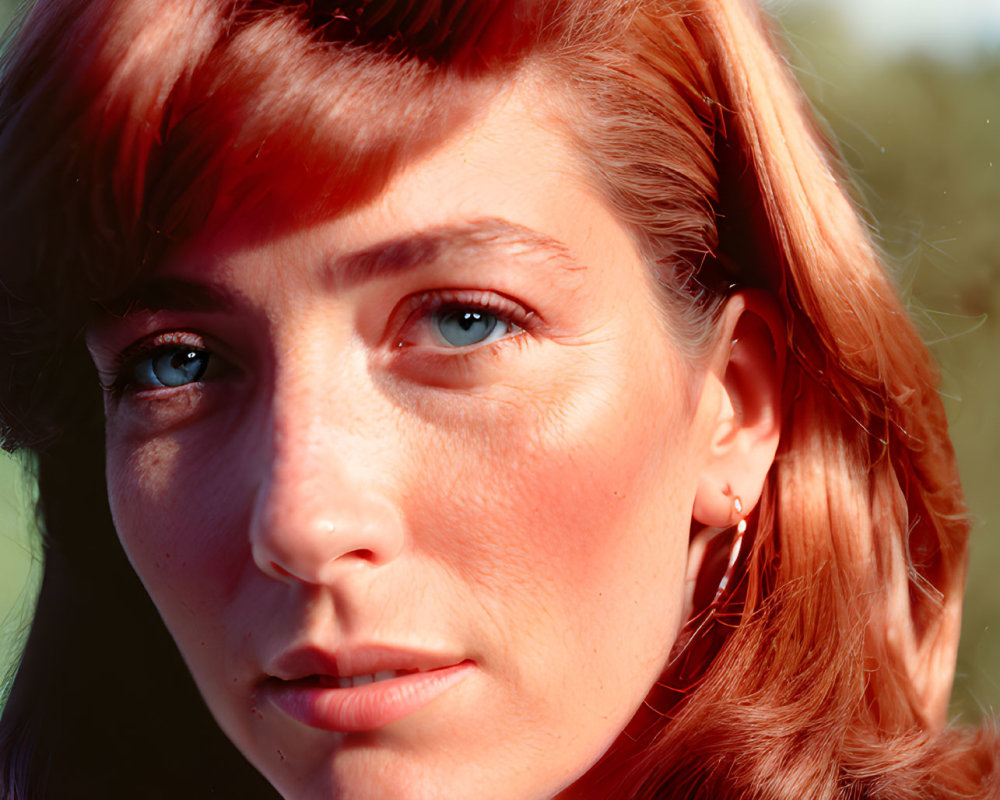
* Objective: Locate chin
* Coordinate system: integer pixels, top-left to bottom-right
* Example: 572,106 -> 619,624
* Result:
262,752 -> 566,800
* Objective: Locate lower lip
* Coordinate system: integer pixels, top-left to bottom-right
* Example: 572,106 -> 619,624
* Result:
260,661 -> 476,732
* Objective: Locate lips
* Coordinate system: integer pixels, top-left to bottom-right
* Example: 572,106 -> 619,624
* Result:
267,644 -> 456,682
258,646 -> 475,732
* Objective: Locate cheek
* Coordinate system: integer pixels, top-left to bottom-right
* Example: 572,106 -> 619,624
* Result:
106,429 -> 253,620
407,341 -> 698,673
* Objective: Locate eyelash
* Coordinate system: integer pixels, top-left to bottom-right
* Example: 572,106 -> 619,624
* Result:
107,290 -> 534,397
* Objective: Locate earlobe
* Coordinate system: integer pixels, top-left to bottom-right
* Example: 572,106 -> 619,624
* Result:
691,290 -> 785,528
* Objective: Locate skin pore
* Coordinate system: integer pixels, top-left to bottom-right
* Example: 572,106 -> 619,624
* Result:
86,80 -> 781,800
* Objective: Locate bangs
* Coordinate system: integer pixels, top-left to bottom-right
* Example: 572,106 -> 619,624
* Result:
138,26 -> 492,251
83,2 -> 533,301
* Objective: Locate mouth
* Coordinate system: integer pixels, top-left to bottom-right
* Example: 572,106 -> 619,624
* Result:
257,647 -> 476,732
310,668 -> 421,689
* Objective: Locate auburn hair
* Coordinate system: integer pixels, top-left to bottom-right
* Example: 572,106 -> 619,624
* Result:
0,0 -> 996,797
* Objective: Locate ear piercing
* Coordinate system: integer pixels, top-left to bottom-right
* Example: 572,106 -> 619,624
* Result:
714,496 -> 747,601
733,496 -> 747,535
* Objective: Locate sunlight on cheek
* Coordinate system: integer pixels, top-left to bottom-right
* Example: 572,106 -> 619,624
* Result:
412,335 -> 694,624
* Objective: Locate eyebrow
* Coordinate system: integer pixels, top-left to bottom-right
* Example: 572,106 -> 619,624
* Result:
325,217 -> 583,290
95,277 -> 237,320
96,217 -> 583,319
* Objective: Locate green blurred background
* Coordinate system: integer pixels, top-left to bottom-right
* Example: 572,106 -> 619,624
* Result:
0,0 -> 998,719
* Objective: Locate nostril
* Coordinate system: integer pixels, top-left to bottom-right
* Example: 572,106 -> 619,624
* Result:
265,547 -> 379,582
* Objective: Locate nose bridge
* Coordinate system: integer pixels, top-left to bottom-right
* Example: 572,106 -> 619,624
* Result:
249,344 -> 405,585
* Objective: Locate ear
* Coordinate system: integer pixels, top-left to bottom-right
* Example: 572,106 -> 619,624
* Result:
691,290 -> 785,528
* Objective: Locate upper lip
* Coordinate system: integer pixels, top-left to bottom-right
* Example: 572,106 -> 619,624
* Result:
265,644 -> 469,681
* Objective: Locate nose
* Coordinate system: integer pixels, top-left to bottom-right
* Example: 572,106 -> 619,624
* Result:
249,406 -> 406,586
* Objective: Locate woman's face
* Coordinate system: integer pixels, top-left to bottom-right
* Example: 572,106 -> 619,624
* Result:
88,82 -> 725,799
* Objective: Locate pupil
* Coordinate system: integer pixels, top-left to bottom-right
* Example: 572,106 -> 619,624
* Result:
172,350 -> 198,370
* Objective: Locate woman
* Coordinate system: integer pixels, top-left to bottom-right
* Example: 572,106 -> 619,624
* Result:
0,0 -> 996,797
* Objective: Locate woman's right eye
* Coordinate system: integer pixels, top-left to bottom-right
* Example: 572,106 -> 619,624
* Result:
130,346 -> 211,389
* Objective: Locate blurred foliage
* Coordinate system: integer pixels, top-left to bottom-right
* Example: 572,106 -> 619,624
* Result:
0,0 -> 23,34
0,456 -> 38,710
0,0 -> 997,721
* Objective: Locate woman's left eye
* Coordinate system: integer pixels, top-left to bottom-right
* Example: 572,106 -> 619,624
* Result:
431,307 -> 511,347
396,292 -> 531,352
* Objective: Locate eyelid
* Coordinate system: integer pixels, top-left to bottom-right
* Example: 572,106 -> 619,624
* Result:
392,289 -> 536,350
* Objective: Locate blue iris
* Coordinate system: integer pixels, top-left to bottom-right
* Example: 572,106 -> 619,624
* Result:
433,308 -> 500,347
135,347 -> 209,388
